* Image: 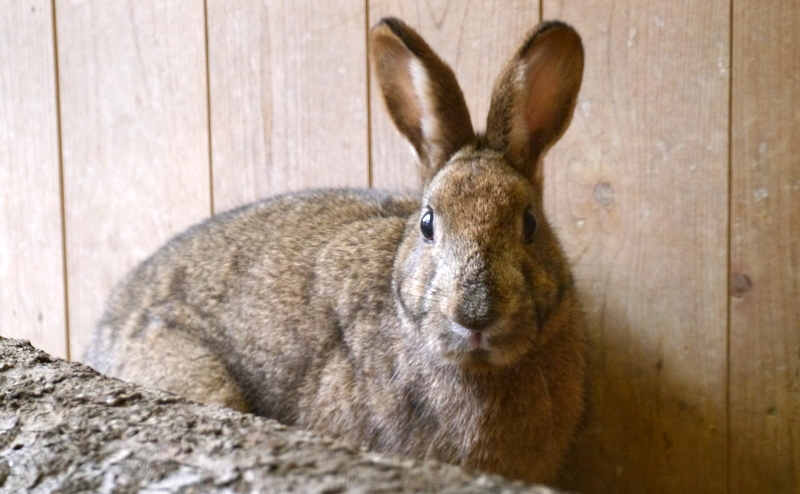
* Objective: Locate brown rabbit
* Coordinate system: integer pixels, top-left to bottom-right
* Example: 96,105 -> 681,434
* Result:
85,18 -> 586,484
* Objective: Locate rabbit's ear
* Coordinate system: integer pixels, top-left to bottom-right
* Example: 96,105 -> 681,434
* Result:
371,18 -> 475,185
486,22 -> 584,186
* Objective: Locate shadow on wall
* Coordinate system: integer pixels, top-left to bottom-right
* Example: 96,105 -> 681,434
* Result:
557,285 -> 729,493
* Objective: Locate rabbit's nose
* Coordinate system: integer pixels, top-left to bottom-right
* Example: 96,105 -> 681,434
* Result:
447,280 -> 498,332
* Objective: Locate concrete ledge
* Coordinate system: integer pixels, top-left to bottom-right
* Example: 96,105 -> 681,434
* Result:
0,337 -> 566,493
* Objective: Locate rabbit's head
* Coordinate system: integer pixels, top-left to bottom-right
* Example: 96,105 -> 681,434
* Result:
371,19 -> 584,372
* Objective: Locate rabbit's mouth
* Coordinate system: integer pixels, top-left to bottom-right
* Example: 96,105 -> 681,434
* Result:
449,321 -> 490,351
441,319 -> 533,371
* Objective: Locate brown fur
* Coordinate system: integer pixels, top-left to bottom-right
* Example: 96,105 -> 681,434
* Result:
85,18 -> 587,484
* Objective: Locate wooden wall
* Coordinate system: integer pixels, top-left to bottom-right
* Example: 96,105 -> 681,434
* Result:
1,1 -> 797,493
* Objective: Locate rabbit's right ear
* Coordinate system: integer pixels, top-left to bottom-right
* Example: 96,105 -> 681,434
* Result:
371,18 -> 475,185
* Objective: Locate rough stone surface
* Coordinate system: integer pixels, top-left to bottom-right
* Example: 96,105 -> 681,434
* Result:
0,338 -> 566,493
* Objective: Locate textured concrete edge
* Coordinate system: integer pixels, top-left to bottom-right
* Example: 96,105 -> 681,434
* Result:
0,337 -> 569,494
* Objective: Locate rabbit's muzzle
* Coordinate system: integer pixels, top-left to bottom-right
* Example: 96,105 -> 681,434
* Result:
433,258 -> 535,371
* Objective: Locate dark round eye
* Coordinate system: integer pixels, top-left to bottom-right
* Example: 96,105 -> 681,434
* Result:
523,208 -> 537,243
420,209 -> 434,241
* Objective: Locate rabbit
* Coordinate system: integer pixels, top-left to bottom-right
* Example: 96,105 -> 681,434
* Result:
85,17 -> 586,484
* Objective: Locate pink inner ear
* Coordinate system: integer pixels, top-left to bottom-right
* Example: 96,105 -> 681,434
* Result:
522,46 -> 565,141
372,29 -> 423,145
392,49 -> 424,135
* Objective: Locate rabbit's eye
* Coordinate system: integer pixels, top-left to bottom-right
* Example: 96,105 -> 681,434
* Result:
420,209 -> 434,241
523,208 -> 537,243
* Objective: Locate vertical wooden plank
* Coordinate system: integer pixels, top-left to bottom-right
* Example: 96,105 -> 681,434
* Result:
368,1 -> 540,190
544,1 -> 730,493
0,0 -> 66,358
57,0 -> 211,360
208,0 -> 368,212
730,2 -> 800,493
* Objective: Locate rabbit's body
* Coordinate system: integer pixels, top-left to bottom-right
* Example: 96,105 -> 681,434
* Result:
86,18 -> 587,483
86,189 -> 418,416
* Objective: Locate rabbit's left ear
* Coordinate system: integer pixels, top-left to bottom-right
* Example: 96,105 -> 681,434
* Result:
371,18 -> 475,185
486,22 -> 584,186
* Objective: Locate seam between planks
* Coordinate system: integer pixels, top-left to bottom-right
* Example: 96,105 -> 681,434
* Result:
51,0 -> 71,361
365,0 -> 373,188
725,0 -> 735,493
726,0 -> 735,492
203,0 -> 215,216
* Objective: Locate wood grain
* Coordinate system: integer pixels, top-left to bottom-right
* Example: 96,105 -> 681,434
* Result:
208,0 -> 368,213
56,0 -> 211,360
730,2 -> 800,492
0,1 -> 67,358
543,1 -> 730,492
367,1 -> 540,191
